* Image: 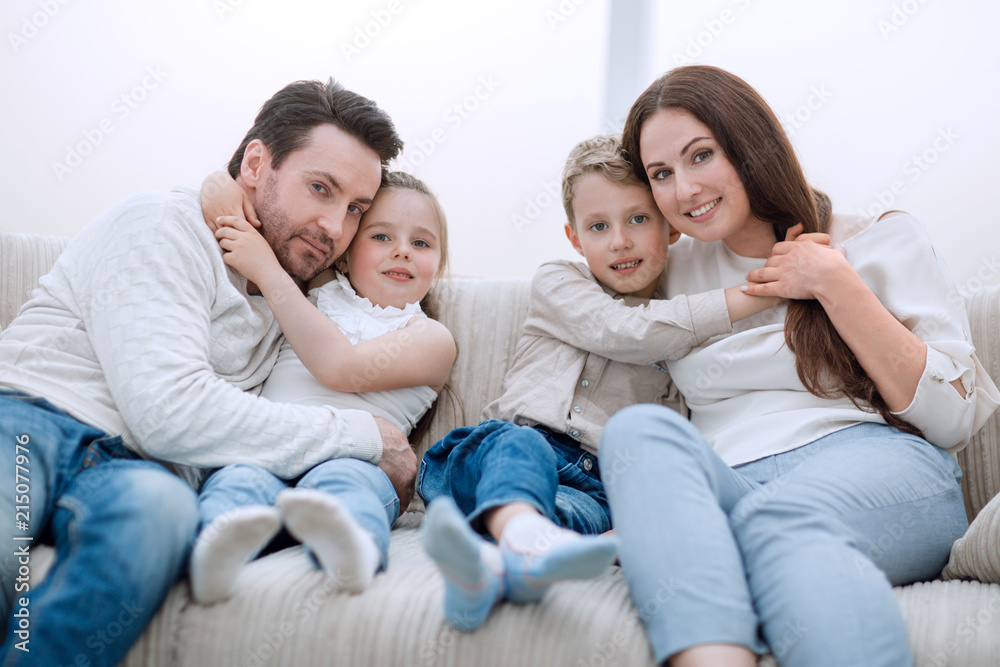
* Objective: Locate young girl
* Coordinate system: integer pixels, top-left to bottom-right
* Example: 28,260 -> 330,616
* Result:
190,171 -> 456,604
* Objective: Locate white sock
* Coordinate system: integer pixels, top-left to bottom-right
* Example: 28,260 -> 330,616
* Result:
277,488 -> 382,594
500,511 -> 580,555
190,504 -> 281,604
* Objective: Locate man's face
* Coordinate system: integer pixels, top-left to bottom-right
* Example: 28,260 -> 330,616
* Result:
253,124 -> 382,282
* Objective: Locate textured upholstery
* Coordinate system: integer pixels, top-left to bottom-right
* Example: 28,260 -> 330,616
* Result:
0,231 -> 69,330
3,229 -> 1000,666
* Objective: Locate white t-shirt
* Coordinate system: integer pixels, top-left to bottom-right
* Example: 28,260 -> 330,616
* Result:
260,273 -> 438,437
664,214 -> 1000,467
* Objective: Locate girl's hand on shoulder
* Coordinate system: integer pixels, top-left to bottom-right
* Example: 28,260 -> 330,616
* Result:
201,171 -> 260,233
215,215 -> 281,285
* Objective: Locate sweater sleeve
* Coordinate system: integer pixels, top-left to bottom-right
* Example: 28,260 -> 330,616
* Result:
72,196 -> 382,479
520,260 -> 731,364
843,215 -> 1000,452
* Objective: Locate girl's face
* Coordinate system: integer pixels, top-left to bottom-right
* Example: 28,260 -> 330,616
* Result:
638,108 -> 774,258
340,188 -> 443,309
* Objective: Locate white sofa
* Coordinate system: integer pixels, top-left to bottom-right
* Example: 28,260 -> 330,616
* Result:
3,228 -> 1000,667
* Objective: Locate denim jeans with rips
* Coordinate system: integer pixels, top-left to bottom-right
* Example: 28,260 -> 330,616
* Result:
0,388 -> 200,667
418,419 -> 611,535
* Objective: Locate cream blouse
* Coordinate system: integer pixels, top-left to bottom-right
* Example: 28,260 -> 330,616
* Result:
664,214 -> 1000,467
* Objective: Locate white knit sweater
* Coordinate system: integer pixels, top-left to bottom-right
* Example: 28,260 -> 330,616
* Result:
0,187 -> 381,487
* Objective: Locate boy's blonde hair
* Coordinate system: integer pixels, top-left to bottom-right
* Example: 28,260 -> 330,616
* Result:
561,134 -> 647,229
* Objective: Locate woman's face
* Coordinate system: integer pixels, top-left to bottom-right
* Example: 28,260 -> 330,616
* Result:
638,108 -> 774,257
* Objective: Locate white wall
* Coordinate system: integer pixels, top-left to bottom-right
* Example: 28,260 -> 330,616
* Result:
2,0 -> 997,291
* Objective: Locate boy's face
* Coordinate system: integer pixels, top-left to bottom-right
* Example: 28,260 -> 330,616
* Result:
565,174 -> 677,298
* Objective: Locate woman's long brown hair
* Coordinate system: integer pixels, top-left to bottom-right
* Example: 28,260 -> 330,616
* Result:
621,65 -> 918,435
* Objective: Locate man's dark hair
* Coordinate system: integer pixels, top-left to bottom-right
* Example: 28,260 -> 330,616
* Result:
227,78 -> 403,178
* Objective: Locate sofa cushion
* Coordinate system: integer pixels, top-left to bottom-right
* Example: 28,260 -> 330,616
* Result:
957,285 -> 1000,520
0,231 -> 70,330
943,490 -> 1000,583
122,512 -> 660,667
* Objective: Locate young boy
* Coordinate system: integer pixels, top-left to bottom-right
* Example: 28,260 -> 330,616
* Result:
418,134 -> 777,631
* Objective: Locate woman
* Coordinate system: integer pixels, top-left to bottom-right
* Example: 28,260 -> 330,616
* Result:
601,65 -> 1000,667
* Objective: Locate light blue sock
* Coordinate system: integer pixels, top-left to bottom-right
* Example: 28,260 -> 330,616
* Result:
501,533 -> 619,603
421,497 -> 505,631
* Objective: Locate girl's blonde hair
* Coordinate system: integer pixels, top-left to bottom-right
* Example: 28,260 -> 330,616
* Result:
377,172 -> 463,444
380,171 -> 449,280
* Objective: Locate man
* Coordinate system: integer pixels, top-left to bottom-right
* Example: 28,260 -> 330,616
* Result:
0,78 -> 413,667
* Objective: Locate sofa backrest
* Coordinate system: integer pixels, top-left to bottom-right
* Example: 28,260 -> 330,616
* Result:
0,231 -> 70,330
2,229 -> 999,519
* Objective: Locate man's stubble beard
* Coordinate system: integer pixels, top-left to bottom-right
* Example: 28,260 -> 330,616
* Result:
255,173 -> 337,283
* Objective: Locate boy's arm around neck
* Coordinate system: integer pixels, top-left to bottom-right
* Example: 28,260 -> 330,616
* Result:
521,260 -> 732,364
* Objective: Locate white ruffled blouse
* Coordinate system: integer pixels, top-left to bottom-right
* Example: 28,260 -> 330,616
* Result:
260,273 -> 438,437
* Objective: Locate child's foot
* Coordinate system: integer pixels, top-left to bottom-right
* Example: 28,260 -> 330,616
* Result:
499,512 -> 618,603
190,504 -> 282,604
421,497 -> 505,631
277,488 -> 381,594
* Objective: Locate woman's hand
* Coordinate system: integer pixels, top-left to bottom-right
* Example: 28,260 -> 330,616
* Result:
742,224 -> 846,300
215,216 -> 283,288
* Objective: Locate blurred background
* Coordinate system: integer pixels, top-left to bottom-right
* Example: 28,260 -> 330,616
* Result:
2,0 -> 997,289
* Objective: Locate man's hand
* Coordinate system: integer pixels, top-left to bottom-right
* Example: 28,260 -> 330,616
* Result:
373,416 -> 418,510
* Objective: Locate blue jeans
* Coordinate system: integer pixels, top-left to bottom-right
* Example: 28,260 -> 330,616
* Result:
600,404 -> 968,667
418,420 -> 611,535
198,458 -> 400,568
0,389 -> 199,667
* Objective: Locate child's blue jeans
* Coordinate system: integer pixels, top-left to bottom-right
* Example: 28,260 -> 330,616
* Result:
0,388 -> 199,667
600,403 -> 969,667
198,458 -> 400,570
418,419 -> 611,535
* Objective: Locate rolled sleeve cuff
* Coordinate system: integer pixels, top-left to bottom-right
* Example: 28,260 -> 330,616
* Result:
893,346 -> 976,451
325,407 -> 384,463
685,289 -> 732,344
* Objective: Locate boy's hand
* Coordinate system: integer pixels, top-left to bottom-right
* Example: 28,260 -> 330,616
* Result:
215,216 -> 282,286
201,171 -> 260,233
